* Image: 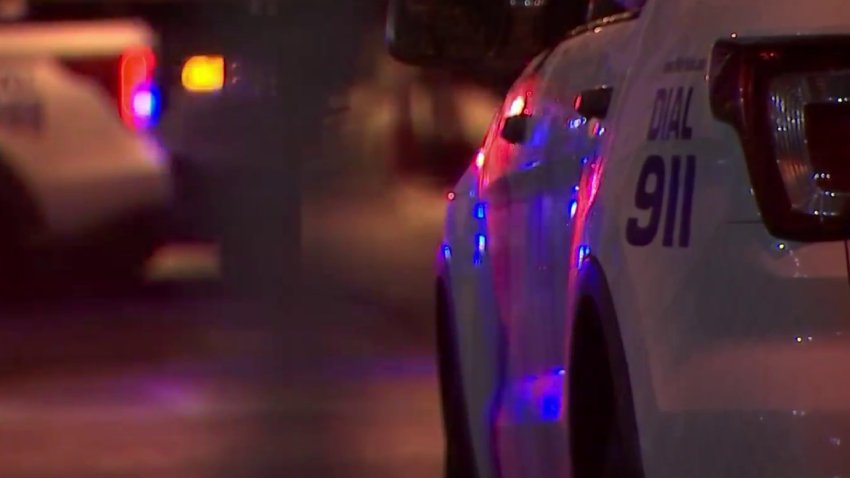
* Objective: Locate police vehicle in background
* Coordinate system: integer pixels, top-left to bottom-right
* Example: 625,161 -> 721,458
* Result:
0,0 -> 272,285
390,0 -> 850,477
0,1 -> 167,283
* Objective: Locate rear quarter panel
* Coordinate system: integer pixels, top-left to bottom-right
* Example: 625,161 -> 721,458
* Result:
592,2 -> 850,477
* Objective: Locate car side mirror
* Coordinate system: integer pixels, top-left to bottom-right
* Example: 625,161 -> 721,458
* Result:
385,0 -> 498,67
575,86 -> 614,119
501,114 -> 530,145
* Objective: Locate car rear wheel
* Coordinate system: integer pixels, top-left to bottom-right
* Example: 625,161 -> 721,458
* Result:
0,209 -> 164,296
569,298 -> 642,478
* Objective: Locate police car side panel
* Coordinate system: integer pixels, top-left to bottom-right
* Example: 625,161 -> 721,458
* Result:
486,18 -> 648,478
441,128 -> 506,478
590,1 -> 850,477
442,166 -> 504,478
441,51 -> 565,478
485,71 -> 570,478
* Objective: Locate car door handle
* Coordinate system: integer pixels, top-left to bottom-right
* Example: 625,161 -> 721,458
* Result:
501,113 -> 531,145
575,86 -> 613,119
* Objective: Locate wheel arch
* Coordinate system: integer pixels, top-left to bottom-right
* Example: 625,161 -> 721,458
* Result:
569,255 -> 645,478
436,275 -> 481,478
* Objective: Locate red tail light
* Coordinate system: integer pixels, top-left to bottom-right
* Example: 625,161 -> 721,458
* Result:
710,36 -> 850,241
119,46 -> 157,129
62,46 -> 159,130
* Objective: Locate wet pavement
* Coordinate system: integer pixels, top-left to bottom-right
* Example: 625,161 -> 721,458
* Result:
0,186 -> 445,478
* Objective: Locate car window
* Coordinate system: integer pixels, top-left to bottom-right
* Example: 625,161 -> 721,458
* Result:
616,0 -> 647,10
586,0 -> 646,23
587,0 -> 627,22
540,0 -> 590,45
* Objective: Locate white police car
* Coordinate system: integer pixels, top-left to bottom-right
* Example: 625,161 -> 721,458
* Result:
0,3 -> 171,282
0,1 -> 265,285
392,0 -> 850,477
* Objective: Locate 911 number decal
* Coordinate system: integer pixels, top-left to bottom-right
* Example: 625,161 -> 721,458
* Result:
626,154 -> 696,248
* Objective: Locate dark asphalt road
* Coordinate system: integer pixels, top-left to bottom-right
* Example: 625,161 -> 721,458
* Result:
0,186 -> 446,478
0,281 -> 442,478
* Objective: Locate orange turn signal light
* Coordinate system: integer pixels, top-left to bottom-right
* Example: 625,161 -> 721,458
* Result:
181,55 -> 225,93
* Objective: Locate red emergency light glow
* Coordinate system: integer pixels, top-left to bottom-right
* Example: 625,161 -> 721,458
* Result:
475,150 -> 486,169
119,46 -> 156,129
508,95 -> 526,116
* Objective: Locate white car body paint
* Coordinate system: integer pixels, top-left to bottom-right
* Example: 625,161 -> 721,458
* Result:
0,19 -> 169,237
439,1 -> 850,477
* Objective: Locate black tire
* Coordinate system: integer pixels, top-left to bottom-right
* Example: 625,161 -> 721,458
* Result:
569,298 -> 643,478
436,280 -> 479,478
0,208 -> 164,296
61,215 -> 161,284
0,171 -> 158,295
0,159 -> 44,269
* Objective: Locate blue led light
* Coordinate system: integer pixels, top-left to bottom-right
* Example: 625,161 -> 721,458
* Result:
569,201 -> 577,219
568,117 -> 585,129
472,234 -> 487,265
133,90 -> 154,118
577,244 -> 591,266
442,244 -> 452,261
477,234 -> 487,253
475,203 -> 486,220
131,83 -> 161,128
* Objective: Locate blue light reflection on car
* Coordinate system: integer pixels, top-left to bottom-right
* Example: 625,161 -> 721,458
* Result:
578,244 -> 591,267
475,203 -> 486,220
507,367 -> 567,423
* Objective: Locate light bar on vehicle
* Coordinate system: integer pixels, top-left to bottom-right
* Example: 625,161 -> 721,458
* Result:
120,46 -> 157,129
132,86 -> 158,121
